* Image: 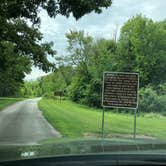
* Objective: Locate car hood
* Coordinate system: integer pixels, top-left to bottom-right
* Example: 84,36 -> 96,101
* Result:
0,138 -> 166,162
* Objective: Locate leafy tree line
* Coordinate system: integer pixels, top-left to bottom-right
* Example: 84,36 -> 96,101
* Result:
27,15 -> 166,113
0,0 -> 112,96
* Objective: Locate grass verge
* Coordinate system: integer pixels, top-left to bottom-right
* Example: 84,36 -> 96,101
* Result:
0,97 -> 24,111
39,99 -> 166,140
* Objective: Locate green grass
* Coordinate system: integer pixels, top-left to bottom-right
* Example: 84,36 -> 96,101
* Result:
39,99 -> 166,140
0,97 -> 23,111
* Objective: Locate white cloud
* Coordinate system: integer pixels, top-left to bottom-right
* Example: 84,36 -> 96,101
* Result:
25,0 -> 166,80
39,0 -> 166,54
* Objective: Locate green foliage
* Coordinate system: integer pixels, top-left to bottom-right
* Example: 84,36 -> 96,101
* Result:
55,0 -> 112,20
31,15 -> 165,114
58,17 -> 166,109
79,79 -> 102,107
158,95 -> 166,114
43,92 -> 55,99
67,75 -> 88,102
0,1 -> 112,97
139,87 -> 166,113
19,81 -> 42,97
0,18 -> 56,72
66,30 -> 93,71
0,0 -> 112,70
116,15 -> 166,87
40,66 -> 73,97
19,65 -> 74,98
156,83 -> 166,95
0,0 -> 112,24
89,39 -> 117,78
0,42 -> 31,96
66,31 -> 116,106
0,17 -> 56,97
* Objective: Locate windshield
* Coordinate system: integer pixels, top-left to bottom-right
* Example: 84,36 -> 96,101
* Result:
0,0 -> 166,163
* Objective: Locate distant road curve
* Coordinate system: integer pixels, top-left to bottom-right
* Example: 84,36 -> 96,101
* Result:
0,98 -> 61,145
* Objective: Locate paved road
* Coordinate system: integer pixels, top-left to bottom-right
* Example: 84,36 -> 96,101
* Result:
0,98 -> 61,145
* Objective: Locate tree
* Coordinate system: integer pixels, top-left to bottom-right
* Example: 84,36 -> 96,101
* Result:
66,30 -> 93,75
0,19 -> 56,72
0,19 -> 55,96
0,0 -> 112,23
66,31 -> 117,107
116,15 -> 166,87
0,0 -> 112,96
37,65 -> 74,97
0,42 -> 31,96
55,56 -> 75,86
0,0 -> 112,69
89,38 -> 117,79
19,81 -> 42,97
66,31 -> 93,102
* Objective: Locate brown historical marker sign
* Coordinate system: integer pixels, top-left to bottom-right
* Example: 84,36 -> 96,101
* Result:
102,72 -> 139,109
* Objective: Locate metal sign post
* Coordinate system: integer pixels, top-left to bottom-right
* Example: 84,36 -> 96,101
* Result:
133,108 -> 137,139
101,72 -> 139,139
101,107 -> 105,138
133,75 -> 139,139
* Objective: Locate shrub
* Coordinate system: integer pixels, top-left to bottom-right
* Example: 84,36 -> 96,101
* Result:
156,83 -> 166,95
158,95 -> 166,113
67,76 -> 103,107
43,92 -> 55,99
82,79 -> 102,107
67,76 -> 87,102
138,86 -> 166,113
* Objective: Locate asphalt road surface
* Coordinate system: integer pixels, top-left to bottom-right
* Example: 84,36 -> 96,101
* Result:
0,98 -> 61,145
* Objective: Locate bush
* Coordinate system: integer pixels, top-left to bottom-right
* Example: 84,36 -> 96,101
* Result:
67,76 -> 87,102
158,95 -> 166,113
43,92 -> 55,99
139,86 -> 166,113
156,83 -> 166,95
82,79 -> 102,107
67,76 -> 103,107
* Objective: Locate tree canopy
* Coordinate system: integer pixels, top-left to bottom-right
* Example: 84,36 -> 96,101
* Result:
116,15 -> 166,87
0,0 -> 112,23
0,0 -> 112,96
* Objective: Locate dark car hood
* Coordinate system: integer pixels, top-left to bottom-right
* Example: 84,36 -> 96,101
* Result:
0,138 -> 166,162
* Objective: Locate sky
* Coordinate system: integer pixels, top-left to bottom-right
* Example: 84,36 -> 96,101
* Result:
25,0 -> 166,81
